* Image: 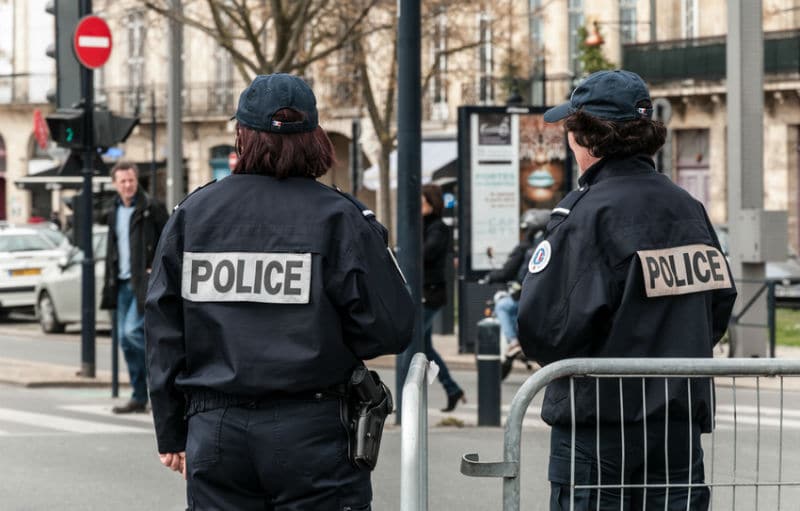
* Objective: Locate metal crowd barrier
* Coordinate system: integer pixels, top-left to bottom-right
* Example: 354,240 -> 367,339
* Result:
461,358 -> 800,511
401,353 -> 430,511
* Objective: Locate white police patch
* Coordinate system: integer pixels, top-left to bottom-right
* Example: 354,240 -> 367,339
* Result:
182,252 -> 311,303
528,240 -> 552,274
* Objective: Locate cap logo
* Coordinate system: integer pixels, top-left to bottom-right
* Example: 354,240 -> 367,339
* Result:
271,120 -> 283,128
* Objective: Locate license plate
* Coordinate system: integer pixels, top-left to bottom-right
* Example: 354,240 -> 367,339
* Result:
10,268 -> 41,277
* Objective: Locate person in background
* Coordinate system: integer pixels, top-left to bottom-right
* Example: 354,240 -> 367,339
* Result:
481,209 -> 549,358
421,183 -> 466,412
101,161 -> 169,414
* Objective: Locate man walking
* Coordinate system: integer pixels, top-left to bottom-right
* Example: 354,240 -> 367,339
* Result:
102,161 -> 169,414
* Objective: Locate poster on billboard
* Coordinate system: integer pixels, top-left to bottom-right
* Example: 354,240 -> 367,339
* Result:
458,105 -> 569,280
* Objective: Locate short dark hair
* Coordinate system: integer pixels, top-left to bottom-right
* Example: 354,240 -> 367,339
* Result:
564,106 -> 667,159
233,108 -> 334,178
422,183 -> 444,218
111,161 -> 139,180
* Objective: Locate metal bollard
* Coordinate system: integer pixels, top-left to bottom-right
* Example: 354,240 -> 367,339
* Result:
476,317 -> 501,426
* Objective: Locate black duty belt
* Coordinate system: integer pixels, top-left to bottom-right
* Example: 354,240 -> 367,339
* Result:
185,385 -> 348,417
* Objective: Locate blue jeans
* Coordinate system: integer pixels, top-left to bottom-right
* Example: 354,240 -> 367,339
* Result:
495,294 -> 519,342
422,306 -> 461,397
117,280 -> 148,404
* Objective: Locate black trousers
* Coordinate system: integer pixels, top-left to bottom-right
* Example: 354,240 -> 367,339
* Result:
185,396 -> 371,511
549,421 -> 709,511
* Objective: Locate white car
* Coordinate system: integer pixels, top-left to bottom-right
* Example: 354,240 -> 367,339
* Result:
35,225 -> 112,333
0,226 -> 70,316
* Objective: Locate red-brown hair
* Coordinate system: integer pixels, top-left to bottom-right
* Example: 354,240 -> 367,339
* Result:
233,108 -> 335,178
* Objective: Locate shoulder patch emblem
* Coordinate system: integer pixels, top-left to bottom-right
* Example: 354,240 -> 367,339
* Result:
528,240 -> 552,274
637,244 -> 732,298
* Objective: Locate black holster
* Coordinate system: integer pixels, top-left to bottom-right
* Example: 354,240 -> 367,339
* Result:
346,366 -> 393,471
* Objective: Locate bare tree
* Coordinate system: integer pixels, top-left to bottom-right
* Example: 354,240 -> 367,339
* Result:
354,0 -> 486,235
143,0 -> 380,82
145,0 -> 503,238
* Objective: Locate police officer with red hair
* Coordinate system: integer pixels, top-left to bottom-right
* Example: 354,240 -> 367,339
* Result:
145,73 -> 413,510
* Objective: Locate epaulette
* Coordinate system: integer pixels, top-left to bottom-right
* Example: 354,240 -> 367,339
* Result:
173,179 -> 217,211
332,185 -> 376,220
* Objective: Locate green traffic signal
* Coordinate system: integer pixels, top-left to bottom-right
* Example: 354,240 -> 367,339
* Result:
66,127 -> 74,143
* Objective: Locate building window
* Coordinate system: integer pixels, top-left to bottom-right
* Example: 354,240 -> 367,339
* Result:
430,7 -> 449,120
478,11 -> 494,103
568,0 -> 584,77
213,45 -> 234,114
620,0 -> 637,44
682,0 -> 697,39
125,9 -> 147,113
675,129 -> 710,209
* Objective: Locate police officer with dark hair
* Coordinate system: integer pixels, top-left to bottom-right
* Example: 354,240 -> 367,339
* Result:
145,73 -> 414,510
517,70 -> 737,510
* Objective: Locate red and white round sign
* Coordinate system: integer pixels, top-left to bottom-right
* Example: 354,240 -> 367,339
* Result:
228,151 -> 238,171
73,16 -> 113,69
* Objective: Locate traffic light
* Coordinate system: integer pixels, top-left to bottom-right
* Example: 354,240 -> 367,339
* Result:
45,109 -> 84,148
93,110 -> 140,150
45,0 -> 82,109
46,109 -> 140,150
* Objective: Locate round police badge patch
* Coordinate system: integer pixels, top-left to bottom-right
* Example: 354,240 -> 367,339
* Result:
528,240 -> 551,274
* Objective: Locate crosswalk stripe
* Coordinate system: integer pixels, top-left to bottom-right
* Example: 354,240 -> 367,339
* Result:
59,404 -> 154,424
0,408 -> 148,434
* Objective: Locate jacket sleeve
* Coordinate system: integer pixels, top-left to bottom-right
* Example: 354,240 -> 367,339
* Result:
327,215 -> 414,360
486,243 -> 526,283
144,211 -> 187,454
517,225 -> 615,366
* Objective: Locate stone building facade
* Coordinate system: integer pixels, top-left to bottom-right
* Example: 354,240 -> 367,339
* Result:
0,0 -> 798,248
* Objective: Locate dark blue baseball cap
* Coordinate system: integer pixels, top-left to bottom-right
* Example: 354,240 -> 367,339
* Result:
543,70 -> 653,123
233,74 -> 319,133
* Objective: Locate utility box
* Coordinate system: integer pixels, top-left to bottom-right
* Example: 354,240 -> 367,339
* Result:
732,209 -> 788,263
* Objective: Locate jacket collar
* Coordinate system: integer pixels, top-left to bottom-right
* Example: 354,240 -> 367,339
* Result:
578,154 -> 656,187
116,188 -> 147,210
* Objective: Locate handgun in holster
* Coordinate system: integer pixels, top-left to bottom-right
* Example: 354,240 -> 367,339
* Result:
347,365 -> 393,471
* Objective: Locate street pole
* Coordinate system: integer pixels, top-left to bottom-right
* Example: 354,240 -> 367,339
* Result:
395,0 -> 422,424
150,85 -> 157,197
650,0 -> 657,42
726,0 -> 785,357
166,0 -> 184,209
78,0 -> 95,378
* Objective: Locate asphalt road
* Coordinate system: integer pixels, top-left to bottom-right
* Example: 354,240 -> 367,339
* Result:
3,317 -> 800,509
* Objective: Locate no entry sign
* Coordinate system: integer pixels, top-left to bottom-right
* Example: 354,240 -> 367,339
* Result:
73,16 -> 112,69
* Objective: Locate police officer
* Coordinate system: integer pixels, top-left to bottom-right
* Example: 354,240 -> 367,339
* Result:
145,73 -> 414,510
517,70 -> 737,510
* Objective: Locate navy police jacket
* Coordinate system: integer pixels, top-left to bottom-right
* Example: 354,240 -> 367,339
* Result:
145,174 -> 414,453
518,155 -> 737,432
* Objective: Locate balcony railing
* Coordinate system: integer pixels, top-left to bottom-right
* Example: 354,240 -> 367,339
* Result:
623,29 -> 800,83
0,74 -> 54,105
97,81 -> 238,120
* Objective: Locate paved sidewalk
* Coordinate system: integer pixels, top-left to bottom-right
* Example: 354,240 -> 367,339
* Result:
3,329 -> 800,388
